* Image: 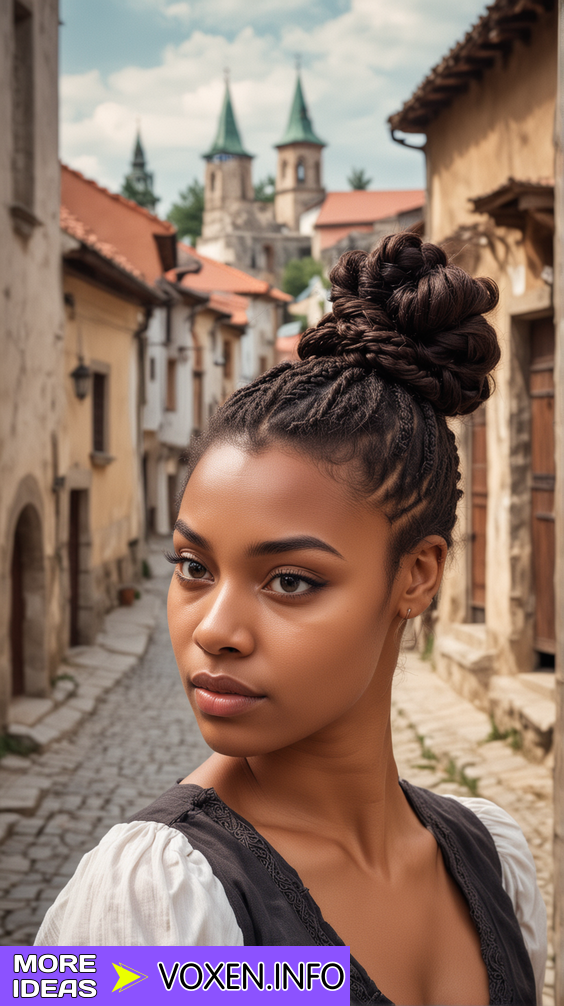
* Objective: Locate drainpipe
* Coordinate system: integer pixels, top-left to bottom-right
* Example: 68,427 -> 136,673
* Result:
553,2 -> 564,1000
134,306 -> 153,549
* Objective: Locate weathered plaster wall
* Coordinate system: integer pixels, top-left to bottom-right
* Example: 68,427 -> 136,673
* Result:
61,273 -> 144,630
0,0 -> 62,724
424,8 -> 557,679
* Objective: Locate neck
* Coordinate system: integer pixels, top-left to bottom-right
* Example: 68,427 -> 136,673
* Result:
213,650 -> 415,866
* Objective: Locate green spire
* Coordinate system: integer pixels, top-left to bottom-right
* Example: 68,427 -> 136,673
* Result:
203,80 -> 252,159
121,128 -> 159,212
275,73 -> 325,148
132,132 -> 145,169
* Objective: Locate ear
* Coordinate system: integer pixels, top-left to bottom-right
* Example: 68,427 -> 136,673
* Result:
396,535 -> 447,620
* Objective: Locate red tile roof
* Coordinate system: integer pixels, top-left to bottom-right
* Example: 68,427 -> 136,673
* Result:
172,242 -> 292,302
61,164 -> 175,285
60,205 -> 145,282
315,190 -> 425,251
209,291 -> 249,328
316,190 -> 425,228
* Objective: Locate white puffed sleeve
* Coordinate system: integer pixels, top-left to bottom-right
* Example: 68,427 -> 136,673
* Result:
445,795 -> 547,1005
34,821 -> 244,946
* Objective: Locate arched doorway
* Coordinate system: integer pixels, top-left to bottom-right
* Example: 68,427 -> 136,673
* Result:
9,504 -> 46,697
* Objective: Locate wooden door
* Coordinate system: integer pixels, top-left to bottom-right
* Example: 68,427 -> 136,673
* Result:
69,490 -> 81,646
530,317 -> 555,655
470,405 -> 487,621
10,530 -> 25,696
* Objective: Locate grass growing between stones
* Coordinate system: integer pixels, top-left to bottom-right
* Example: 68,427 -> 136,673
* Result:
483,715 -> 523,751
443,758 -> 479,796
0,733 -> 38,760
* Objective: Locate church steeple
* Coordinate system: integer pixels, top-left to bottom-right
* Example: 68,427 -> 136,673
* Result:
121,128 -> 159,213
203,79 -> 252,160
274,72 -> 326,232
275,73 -> 325,148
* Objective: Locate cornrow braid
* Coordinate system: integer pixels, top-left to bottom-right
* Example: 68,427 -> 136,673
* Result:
181,232 -> 500,580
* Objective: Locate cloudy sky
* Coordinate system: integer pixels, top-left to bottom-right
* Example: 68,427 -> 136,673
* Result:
60,0 -> 487,216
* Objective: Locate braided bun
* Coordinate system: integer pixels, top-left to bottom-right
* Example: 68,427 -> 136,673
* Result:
298,232 -> 500,416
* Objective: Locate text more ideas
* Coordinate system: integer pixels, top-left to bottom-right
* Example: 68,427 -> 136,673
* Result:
13,954 -> 96,999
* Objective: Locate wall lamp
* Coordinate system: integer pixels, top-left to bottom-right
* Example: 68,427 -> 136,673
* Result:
70,359 -> 91,400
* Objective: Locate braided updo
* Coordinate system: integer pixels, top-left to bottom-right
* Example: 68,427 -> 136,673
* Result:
183,231 -> 500,580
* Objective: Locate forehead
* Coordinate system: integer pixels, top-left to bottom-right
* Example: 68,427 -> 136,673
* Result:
180,442 -> 390,553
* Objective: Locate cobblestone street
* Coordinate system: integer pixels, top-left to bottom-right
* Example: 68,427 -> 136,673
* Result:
0,565 -> 555,1004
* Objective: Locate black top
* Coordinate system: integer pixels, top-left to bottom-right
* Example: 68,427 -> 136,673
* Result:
130,779 -> 536,1005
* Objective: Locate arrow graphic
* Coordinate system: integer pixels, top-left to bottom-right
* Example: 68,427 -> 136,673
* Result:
112,962 -> 148,992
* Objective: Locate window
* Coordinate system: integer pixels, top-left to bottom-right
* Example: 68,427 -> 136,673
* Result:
263,244 -> 274,272
166,359 -> 177,411
314,161 -> 320,186
296,160 -> 305,184
281,159 -> 287,180
92,373 -> 107,454
223,340 -> 232,380
210,171 -> 216,192
149,357 -> 156,381
12,1 -> 34,211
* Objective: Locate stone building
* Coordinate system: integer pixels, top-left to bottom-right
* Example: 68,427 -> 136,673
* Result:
0,0 -> 63,727
197,75 -> 322,282
389,0 -> 556,759
143,266 -> 248,538
59,186 -> 163,640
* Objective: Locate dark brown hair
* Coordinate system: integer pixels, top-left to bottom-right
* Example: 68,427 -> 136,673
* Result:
182,232 -> 500,577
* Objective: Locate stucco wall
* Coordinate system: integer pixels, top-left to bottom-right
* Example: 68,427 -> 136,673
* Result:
61,273 -> 144,631
423,8 -> 557,680
0,0 -> 62,722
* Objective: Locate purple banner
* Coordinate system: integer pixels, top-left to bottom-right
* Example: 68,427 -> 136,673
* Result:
2,947 -> 349,1004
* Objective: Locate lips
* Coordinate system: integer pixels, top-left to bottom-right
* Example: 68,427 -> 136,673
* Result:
190,672 -> 265,718
191,671 -> 262,697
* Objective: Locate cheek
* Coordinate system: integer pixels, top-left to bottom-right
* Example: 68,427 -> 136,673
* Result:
264,592 -> 387,706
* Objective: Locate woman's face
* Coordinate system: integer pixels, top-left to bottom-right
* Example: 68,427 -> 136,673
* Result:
167,442 -> 433,757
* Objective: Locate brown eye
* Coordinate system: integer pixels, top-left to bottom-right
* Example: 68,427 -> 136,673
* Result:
179,559 -> 211,581
270,574 -> 311,594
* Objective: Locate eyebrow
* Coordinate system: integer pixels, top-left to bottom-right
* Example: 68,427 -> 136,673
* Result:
247,535 -> 344,560
174,519 -> 212,551
174,521 -> 344,561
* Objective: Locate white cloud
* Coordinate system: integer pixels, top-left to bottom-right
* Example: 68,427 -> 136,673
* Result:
60,0 -> 488,213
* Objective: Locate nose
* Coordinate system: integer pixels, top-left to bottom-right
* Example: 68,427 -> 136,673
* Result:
192,581 -> 255,657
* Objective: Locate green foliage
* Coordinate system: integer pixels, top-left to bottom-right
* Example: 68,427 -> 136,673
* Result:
443,758 -> 479,796
254,174 -> 275,202
282,257 -> 328,299
347,167 -> 373,190
415,733 -> 438,762
0,732 -> 39,760
421,632 -> 434,662
483,716 -> 523,751
121,176 -> 159,210
142,559 -> 152,579
166,179 -> 205,244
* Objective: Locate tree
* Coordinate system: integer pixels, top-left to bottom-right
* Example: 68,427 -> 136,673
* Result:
121,176 -> 159,210
254,175 -> 276,202
166,179 -> 205,244
347,167 -> 373,191
282,257 -> 328,299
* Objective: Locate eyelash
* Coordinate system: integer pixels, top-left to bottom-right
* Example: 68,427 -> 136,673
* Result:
164,551 -> 326,597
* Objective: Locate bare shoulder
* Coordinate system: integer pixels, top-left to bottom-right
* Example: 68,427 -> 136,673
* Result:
180,752 -> 244,790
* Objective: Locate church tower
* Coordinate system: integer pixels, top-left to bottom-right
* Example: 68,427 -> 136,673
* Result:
121,130 -> 159,212
274,73 -> 325,232
201,80 -> 254,219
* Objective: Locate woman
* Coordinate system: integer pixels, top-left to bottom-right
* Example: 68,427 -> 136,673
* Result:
36,233 -> 546,1006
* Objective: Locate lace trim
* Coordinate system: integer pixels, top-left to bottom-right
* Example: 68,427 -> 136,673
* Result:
193,788 -> 389,1005
401,781 -> 513,1005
